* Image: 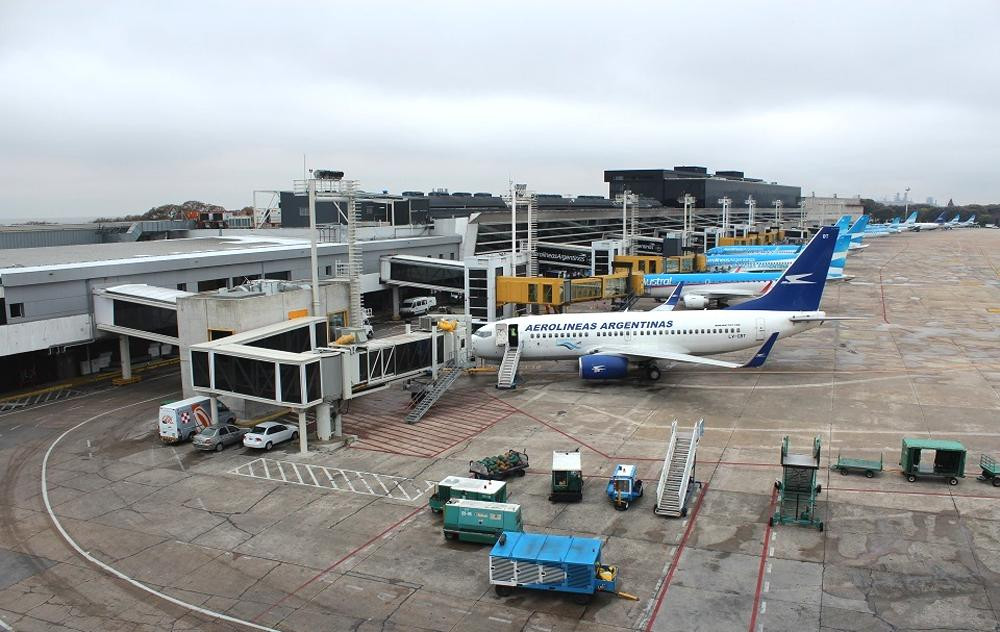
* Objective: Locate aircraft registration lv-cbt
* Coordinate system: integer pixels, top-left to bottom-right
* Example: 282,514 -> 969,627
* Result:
471,226 -> 857,381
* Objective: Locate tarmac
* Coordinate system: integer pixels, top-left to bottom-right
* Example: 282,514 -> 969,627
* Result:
0,227 -> 998,631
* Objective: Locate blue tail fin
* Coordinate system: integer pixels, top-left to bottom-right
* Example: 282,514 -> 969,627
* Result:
891,217 -> 900,225
834,215 -> 852,232
848,216 -> 869,234
724,227 -> 838,312
935,212 -> 946,223
905,212 -> 917,224
951,214 -> 960,223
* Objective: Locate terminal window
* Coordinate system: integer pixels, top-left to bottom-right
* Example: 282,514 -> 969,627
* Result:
9,302 -> 24,318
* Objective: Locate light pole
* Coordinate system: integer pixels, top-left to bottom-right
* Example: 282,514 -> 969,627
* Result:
718,197 -> 732,236
904,186 -> 911,217
679,194 -> 696,236
745,195 -> 756,229
773,199 -> 783,224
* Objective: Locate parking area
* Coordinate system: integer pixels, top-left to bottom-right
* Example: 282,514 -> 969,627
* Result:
0,229 -> 998,631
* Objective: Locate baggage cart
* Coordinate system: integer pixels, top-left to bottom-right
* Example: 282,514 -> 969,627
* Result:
899,438 -> 966,485
470,450 -> 529,480
489,531 -> 619,605
977,454 -> 1000,487
606,464 -> 643,510
442,499 -> 522,543
831,451 -> 883,478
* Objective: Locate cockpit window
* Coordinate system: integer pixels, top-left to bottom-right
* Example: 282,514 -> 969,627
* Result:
473,328 -> 493,338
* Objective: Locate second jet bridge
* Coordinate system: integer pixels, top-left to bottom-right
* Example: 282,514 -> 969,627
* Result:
380,255 -> 466,294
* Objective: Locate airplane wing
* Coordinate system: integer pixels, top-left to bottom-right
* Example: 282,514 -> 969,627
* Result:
788,315 -> 865,322
693,287 -> 760,298
590,332 -> 780,369
649,282 -> 684,312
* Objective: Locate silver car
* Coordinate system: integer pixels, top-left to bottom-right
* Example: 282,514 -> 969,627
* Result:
192,424 -> 248,452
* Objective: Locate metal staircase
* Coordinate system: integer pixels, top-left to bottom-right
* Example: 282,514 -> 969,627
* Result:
496,345 -> 522,389
655,419 -> 704,517
404,363 -> 462,424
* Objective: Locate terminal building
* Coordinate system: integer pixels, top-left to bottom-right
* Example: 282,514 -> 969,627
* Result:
604,166 -> 801,209
0,165 -> 807,394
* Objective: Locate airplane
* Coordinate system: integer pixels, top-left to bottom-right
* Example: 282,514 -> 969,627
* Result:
959,214 -> 977,228
941,213 -> 963,229
471,226 -> 847,382
704,230 -> 851,278
706,215 -> 852,256
912,212 -> 947,231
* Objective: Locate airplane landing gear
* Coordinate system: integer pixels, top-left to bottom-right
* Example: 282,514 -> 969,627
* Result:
645,364 -> 661,381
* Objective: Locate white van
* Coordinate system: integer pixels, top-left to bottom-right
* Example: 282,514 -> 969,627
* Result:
400,296 -> 437,317
158,396 -> 235,444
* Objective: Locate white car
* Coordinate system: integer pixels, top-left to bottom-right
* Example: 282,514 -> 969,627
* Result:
242,422 -> 297,451
400,296 -> 436,317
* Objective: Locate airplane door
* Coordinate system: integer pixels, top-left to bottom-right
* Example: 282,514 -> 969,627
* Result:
495,323 -> 507,347
755,317 -> 766,341
507,324 -> 520,348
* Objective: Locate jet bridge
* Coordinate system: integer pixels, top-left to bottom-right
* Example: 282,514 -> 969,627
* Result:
380,255 -> 466,293
188,315 -> 469,452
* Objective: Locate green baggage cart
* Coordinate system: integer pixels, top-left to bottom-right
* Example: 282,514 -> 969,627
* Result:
899,438 -> 966,485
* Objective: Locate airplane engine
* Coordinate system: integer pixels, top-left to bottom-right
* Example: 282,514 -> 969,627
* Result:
683,294 -> 709,309
578,355 -> 629,380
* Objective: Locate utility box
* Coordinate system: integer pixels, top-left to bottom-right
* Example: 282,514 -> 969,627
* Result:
429,476 -> 508,513
442,499 -> 522,544
550,449 -> 584,502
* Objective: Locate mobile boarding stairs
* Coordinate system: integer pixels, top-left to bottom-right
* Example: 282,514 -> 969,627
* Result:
654,419 -> 705,517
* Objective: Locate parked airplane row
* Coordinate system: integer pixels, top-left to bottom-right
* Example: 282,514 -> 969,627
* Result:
473,225 -> 856,382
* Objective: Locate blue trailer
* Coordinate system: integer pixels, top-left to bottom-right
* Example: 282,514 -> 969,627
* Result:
489,531 -> 619,604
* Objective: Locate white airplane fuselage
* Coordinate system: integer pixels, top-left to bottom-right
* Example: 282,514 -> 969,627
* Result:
472,309 -> 823,362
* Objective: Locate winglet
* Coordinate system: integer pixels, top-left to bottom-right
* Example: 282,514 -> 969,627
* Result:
651,281 -> 684,312
742,332 -> 780,368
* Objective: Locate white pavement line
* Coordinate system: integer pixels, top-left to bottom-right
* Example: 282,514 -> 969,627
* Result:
276,461 -> 287,482
306,465 -> 320,487
9,424 -> 21,431
41,392 -> 281,632
0,615 -> 13,631
340,470 -> 357,493
289,463 -> 304,485
171,447 -> 186,472
324,468 -> 339,489
488,616 -> 511,624
357,472 -> 376,495
262,459 -> 271,479
374,475 -> 392,496
764,581 -> 769,592
760,601 -> 766,614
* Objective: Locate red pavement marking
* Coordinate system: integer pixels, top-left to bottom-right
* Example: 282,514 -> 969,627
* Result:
251,504 -> 423,623
748,486 -> 779,632
644,483 -> 709,632
828,486 -> 999,500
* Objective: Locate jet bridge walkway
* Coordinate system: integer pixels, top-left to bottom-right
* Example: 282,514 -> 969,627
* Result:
380,255 -> 466,294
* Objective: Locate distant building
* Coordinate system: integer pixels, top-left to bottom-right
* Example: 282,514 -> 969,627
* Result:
800,194 -> 864,224
603,166 -> 800,209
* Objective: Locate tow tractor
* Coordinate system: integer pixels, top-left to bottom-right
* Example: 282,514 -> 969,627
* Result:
606,464 -> 643,510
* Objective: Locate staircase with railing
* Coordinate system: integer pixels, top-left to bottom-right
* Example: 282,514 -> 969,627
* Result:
655,419 -> 705,517
403,362 -> 461,424
497,345 -> 522,389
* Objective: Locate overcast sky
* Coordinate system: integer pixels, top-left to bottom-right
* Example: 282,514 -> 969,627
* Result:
1,1 -> 998,220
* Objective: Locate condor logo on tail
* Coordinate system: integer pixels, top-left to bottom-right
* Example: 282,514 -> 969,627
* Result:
780,273 -> 815,285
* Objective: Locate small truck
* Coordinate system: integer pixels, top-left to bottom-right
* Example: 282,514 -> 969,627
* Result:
442,499 -> 522,543
550,449 -> 584,502
428,476 -> 508,513
606,464 -> 643,510
489,531 -> 619,604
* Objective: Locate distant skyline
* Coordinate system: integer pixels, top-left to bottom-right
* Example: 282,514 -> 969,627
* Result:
1,1 -> 998,220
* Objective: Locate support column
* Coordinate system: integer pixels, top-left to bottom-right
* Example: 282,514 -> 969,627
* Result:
210,395 -> 219,425
316,402 -> 332,441
334,406 -> 342,438
392,286 -> 401,320
297,409 -> 308,454
119,335 -> 132,380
